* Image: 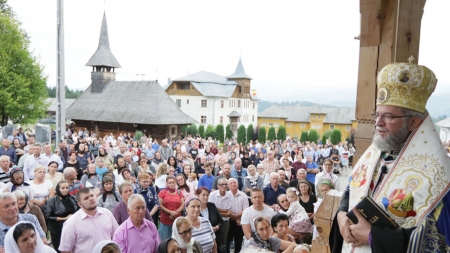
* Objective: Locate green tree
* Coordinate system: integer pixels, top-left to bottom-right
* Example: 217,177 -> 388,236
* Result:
204,124 -> 216,139
246,124 -> 254,143
300,131 -> 309,143
225,124 -> 233,139
308,129 -> 319,143
198,125 -> 205,138
237,125 -> 246,145
0,13 -> 48,125
330,129 -> 342,145
267,127 -> 276,142
277,126 -> 286,141
47,86 -> 83,99
322,134 -> 327,145
190,124 -> 198,137
258,127 -> 266,143
215,124 -> 225,144
134,130 -> 143,142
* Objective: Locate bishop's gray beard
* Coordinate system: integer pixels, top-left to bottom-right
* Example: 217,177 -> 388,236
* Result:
373,121 -> 410,152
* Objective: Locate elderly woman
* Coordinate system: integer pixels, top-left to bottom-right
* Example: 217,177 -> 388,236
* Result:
93,240 -> 122,253
29,166 -> 55,206
157,238 -> 180,253
97,176 -> 121,212
112,182 -> 152,225
135,173 -> 159,224
277,194 -> 290,212
241,216 -> 296,253
97,146 -> 114,171
80,163 -> 101,189
134,156 -> 155,177
45,161 -> 65,188
44,180 -> 78,252
184,195 -> 217,253
172,217 -> 203,253
151,151 -> 165,168
6,168 -> 33,200
14,190 -> 47,234
4,221 -> 56,253
158,175 -> 185,240
244,165 -> 263,196
256,164 -> 270,187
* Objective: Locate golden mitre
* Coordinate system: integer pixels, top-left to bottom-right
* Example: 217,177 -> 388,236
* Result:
376,56 -> 437,113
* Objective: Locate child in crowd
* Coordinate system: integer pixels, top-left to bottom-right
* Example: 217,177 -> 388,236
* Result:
278,187 -> 312,240
95,157 -> 109,180
187,173 -> 198,190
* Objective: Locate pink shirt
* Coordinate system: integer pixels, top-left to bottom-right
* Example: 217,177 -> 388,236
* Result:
113,218 -> 160,253
59,207 -> 119,253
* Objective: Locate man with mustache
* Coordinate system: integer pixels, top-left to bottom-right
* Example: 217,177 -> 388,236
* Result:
331,60 -> 450,253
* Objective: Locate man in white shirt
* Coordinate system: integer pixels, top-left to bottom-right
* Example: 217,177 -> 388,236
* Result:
43,143 -> 63,171
241,188 -> 276,243
23,144 -> 49,181
209,178 -> 232,253
227,178 -> 248,253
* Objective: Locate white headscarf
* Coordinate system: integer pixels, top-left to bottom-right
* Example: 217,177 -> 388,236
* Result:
92,240 -> 122,253
4,221 -> 56,253
171,217 -> 195,253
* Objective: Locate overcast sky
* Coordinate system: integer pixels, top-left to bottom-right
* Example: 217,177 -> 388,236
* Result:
7,0 -> 450,104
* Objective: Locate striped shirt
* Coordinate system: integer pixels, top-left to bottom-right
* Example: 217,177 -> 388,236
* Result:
262,159 -> 280,174
227,190 -> 249,215
0,171 -> 9,184
192,217 -> 216,253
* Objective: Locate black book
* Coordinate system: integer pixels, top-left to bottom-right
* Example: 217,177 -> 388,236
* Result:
346,196 -> 399,229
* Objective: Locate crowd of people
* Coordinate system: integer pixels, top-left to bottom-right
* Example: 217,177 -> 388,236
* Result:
0,124 -> 355,253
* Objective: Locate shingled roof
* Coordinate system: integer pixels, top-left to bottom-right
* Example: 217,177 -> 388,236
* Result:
86,13 -> 121,68
66,81 -> 196,125
259,105 -> 356,124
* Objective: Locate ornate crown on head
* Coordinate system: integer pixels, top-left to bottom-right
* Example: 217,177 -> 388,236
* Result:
376,56 -> 437,113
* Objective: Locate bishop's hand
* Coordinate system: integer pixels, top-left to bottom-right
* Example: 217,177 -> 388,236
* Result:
349,207 -> 371,247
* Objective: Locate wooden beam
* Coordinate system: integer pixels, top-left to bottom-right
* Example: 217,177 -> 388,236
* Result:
353,0 -> 426,164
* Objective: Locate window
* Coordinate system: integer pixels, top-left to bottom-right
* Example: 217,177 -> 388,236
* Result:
287,123 -> 292,127
253,103 -> 255,109
175,99 -> 181,108
171,127 -> 176,135
252,115 -> 254,122
318,115 -> 321,119
238,100 -> 241,108
220,116 -> 223,124
330,125 -> 335,130
221,100 -> 224,108
201,100 -> 207,107
201,116 -> 207,124
300,123 -> 306,128
312,115 -> 316,119
239,86 -> 242,93
345,125 -> 351,131
187,99 -> 189,104
177,83 -> 189,90
261,123 -> 267,127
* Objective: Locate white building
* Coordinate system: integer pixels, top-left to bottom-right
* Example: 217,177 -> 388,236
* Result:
165,59 -> 258,128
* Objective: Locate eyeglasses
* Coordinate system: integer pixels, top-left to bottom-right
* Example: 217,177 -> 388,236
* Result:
178,227 -> 193,235
371,113 -> 412,123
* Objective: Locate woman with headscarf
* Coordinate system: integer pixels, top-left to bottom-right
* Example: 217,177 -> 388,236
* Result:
241,216 -> 296,253
244,165 -> 263,196
92,240 -> 122,253
184,195 -> 217,253
6,168 -> 33,199
14,190 -> 47,234
97,146 -> 114,171
4,221 -> 56,253
97,176 -> 121,212
172,217 -> 203,253
134,173 -> 159,224
151,151 -> 165,168
157,238 -> 180,253
81,163 -> 102,189
44,180 -> 78,253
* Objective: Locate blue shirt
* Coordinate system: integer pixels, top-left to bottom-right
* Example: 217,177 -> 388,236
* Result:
96,167 -> 109,179
0,147 -> 17,164
263,185 -> 286,206
306,161 -> 318,184
198,174 -> 215,191
0,214 -> 46,246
